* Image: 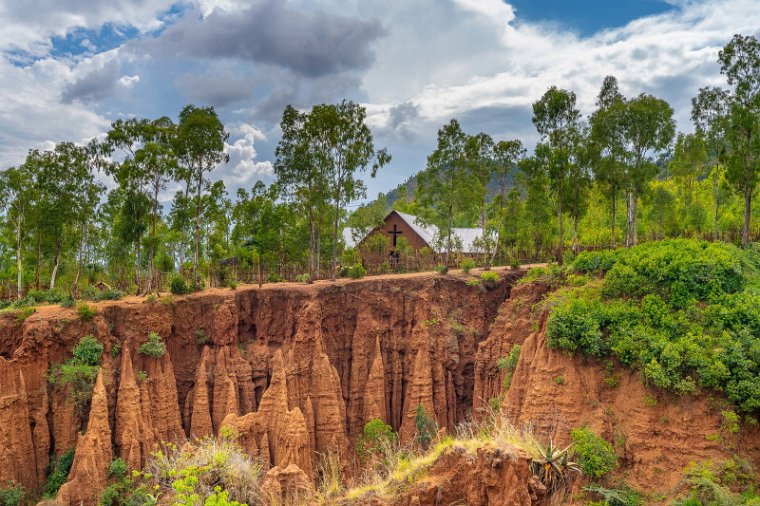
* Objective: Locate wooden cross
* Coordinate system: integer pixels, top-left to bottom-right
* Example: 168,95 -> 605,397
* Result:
387,224 -> 403,247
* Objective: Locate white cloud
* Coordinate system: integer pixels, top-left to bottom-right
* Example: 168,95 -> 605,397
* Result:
222,123 -> 275,185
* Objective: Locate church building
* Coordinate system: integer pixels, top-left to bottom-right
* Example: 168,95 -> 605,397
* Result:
344,210 -> 484,267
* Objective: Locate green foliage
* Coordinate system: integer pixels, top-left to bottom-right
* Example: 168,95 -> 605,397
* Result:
570,427 -> 618,479
460,258 -> 476,273
14,306 -> 35,322
480,271 -> 500,283
357,419 -> 396,459
109,458 -> 129,479
583,484 -> 643,506
139,332 -> 166,357
72,334 -> 104,366
573,250 -> 619,274
44,449 -> 75,497
0,481 -> 24,506
496,344 -> 521,390
296,273 -> 310,283
348,264 -> 367,279
414,405 -> 437,450
48,335 -> 103,417
194,328 -> 208,345
170,275 -> 189,295
674,459 -> 759,506
466,278 -> 481,288
76,302 -> 96,321
434,264 -> 448,274
547,240 -> 760,412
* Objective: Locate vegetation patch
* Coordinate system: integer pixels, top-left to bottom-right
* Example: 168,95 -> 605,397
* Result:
496,344 -> 521,390
570,427 -> 618,479
48,335 -> 103,418
546,240 -> 760,413
139,332 -> 166,357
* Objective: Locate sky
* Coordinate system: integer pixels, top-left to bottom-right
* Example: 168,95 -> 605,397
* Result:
0,0 -> 758,204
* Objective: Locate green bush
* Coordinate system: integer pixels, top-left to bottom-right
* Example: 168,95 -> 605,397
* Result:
460,258 -> 476,273
108,458 -> 128,478
76,303 -> 96,321
496,344 -> 521,390
348,264 -> 367,279
44,449 -> 75,497
414,405 -> 437,450
72,335 -> 104,366
267,272 -> 283,283
170,275 -> 189,295
296,273 -> 310,283
48,335 -> 103,417
573,250 -> 619,274
139,332 -> 166,357
435,264 -> 448,274
545,240 -> 760,413
570,427 -> 618,479
480,271 -> 500,283
0,481 -> 24,506
356,419 -> 396,459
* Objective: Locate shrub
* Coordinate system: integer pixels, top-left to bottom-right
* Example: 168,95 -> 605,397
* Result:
108,458 -> 128,478
0,481 -> 24,506
194,329 -> 208,345
170,275 -> 189,295
480,271 -> 500,283
267,272 -> 283,283
139,332 -> 166,357
357,419 -> 396,459
94,289 -> 123,301
296,273 -> 310,283
14,307 -> 35,322
466,279 -> 481,288
460,258 -> 476,273
496,344 -> 521,390
570,427 -> 618,479
573,250 -> 619,274
227,279 -> 238,290
414,405 -> 437,450
76,303 -> 96,321
435,264 -> 448,274
59,296 -> 75,308
348,264 -> 367,279
44,449 -> 75,497
72,335 -> 104,366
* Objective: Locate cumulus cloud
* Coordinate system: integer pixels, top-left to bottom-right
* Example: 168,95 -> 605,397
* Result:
144,0 -> 385,77
222,123 -> 275,185
174,71 -> 254,107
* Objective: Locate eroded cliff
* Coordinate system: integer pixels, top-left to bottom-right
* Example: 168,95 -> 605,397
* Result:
0,272 -> 517,500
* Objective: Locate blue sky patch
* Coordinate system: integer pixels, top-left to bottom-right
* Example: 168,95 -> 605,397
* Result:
508,0 -> 676,36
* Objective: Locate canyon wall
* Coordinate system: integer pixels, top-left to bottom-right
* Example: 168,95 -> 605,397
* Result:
3,273 -> 760,504
0,272 -> 517,503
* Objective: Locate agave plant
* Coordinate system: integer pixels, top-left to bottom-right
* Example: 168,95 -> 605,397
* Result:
528,435 -> 581,493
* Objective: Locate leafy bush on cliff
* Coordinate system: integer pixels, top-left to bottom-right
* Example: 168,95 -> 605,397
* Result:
546,239 -> 760,412
139,332 -> 166,357
414,405 -> 438,450
570,427 -> 618,479
43,449 -> 75,497
356,419 -> 396,460
48,335 -> 103,417
0,481 -> 24,506
496,344 -> 521,390
76,302 -> 96,321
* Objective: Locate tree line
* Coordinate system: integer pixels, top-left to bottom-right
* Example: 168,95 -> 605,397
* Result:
0,34 -> 758,299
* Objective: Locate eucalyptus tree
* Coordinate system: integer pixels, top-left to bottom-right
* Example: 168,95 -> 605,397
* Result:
590,76 -> 626,246
34,143 -> 103,290
275,105 -> 328,279
416,119 -> 479,268
531,86 -> 585,262
465,132 -> 495,228
308,101 -> 389,279
692,86 -> 731,240
175,105 -> 229,285
0,156 -> 39,298
718,34 -> 760,245
105,117 -> 178,292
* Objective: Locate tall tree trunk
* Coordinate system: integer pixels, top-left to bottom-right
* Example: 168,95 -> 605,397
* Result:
147,184 -> 159,294
35,233 -> 41,290
308,208 -> 315,280
49,249 -> 60,291
714,166 -> 720,242
331,196 -> 340,281
625,190 -> 634,248
72,224 -> 85,298
610,192 -> 617,248
445,206 -> 453,268
743,188 -> 752,246
572,214 -> 579,255
16,213 -> 23,300
194,166 -> 202,286
135,237 -> 141,293
556,196 -> 564,264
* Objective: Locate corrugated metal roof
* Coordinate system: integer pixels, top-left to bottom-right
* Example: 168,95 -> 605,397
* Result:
343,210 -> 485,254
